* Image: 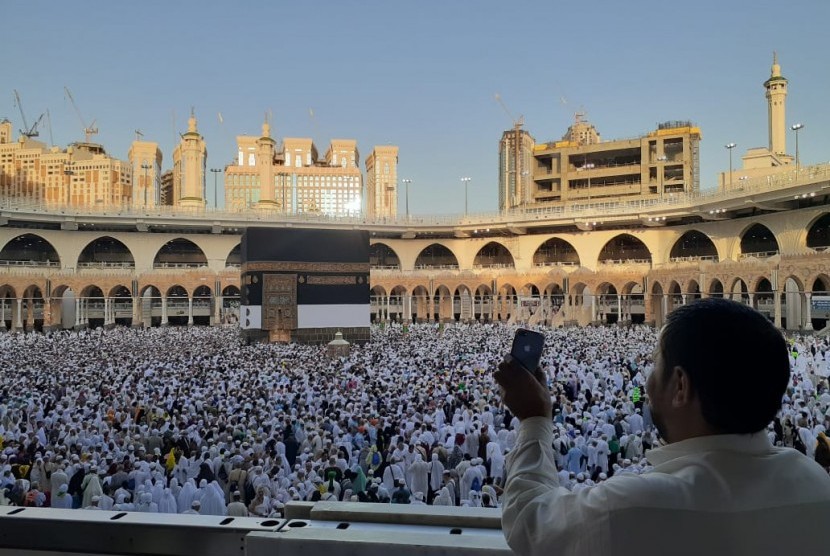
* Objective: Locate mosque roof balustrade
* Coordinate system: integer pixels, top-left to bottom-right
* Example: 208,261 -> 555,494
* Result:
0,163 -> 828,233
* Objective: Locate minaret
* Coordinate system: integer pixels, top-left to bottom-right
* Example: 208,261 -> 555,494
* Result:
256,118 -> 278,209
173,109 -> 207,208
764,52 -> 788,158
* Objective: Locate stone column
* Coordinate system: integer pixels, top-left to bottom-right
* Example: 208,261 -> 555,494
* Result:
590,295 -> 597,323
82,299 -> 89,327
405,294 -> 413,322
747,293 -> 755,309
661,295 -> 668,320
161,296 -> 169,326
132,296 -> 142,327
0,299 -> 5,330
804,292 -> 814,331
75,299 -> 81,328
104,298 -> 111,326
681,294 -> 687,305
213,295 -> 222,326
187,297 -> 194,326
617,294 -> 622,323
14,299 -> 23,331
774,291 -> 782,328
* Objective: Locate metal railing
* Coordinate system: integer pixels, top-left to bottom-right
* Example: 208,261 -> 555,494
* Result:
0,163 -> 828,228
0,259 -> 60,268
738,250 -> 779,260
77,261 -> 135,269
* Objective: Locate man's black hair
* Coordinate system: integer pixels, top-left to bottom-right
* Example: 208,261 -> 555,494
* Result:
660,297 -> 789,434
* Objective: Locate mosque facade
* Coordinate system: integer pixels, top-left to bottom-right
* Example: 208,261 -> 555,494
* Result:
0,55 -> 828,335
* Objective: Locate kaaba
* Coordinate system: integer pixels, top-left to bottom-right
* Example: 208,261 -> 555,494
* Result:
239,228 -> 370,344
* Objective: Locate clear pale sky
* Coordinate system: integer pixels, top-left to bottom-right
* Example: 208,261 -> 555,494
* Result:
3,0 -> 829,215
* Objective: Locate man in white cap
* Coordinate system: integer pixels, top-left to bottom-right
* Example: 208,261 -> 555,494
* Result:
183,500 -> 201,515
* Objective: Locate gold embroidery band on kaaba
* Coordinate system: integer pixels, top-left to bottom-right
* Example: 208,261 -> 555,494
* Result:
304,275 -> 361,286
242,261 -> 370,273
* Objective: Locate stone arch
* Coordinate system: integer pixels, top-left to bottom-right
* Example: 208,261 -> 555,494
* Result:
598,234 -> 652,265
686,279 -> 701,300
140,285 -> 162,327
220,285 -> 241,325
596,281 -> 619,324
433,284 -> 453,322
225,244 -> 241,268
473,241 -> 515,269
532,237 -> 580,267
753,277 -> 774,314
79,285 -> 105,329
474,284 -> 493,321
810,274 -> 830,294
154,238 -> 208,269
411,285 -> 430,322
729,278 -> 749,304
0,233 -> 61,267
497,283 -> 517,321
77,236 -> 135,268
651,280 -> 665,328
669,230 -> 719,262
783,275 -> 805,331
370,285 -> 387,322
192,285 -> 213,326
804,213 -> 830,251
415,243 -> 460,270
708,278 -> 724,298
622,280 -> 645,324
738,223 -> 780,259
21,284 -> 44,331
370,242 -> 401,269
165,285 -> 190,326
109,285 -> 133,327
389,285 -> 407,322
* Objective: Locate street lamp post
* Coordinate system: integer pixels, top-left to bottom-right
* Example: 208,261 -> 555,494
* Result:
583,163 -> 595,201
725,143 -> 736,189
656,155 -> 668,199
791,123 -> 804,172
64,163 -> 74,206
210,168 -> 222,209
140,162 -> 152,208
402,178 -> 412,219
460,177 -> 471,216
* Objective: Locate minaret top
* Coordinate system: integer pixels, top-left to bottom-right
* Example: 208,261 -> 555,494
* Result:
262,120 -> 271,138
187,109 -> 198,134
771,51 -> 780,77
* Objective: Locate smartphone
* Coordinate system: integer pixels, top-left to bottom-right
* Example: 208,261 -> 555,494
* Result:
510,328 -> 545,372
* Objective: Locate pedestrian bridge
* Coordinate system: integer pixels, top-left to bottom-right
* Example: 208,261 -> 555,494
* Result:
0,502 -> 510,556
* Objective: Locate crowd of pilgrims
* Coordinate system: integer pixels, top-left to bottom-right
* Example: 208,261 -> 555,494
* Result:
0,322 -> 828,517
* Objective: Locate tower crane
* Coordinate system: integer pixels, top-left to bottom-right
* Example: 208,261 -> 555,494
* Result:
63,86 -> 98,142
494,93 -> 526,208
12,90 -> 44,138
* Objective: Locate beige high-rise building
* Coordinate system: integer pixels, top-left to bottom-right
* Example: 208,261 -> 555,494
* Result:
498,127 -> 535,210
159,170 -> 174,205
0,121 -> 132,208
224,133 -> 363,216
128,141 -> 163,208
365,146 -> 398,219
172,111 -> 207,208
531,117 -> 701,206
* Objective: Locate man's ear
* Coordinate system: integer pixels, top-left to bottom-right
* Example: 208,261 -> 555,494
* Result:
670,366 -> 694,408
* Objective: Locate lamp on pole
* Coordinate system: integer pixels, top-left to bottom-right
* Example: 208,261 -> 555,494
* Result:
210,168 -> 222,209
724,143 -> 736,189
63,163 -> 74,206
460,177 -> 471,215
791,123 -> 804,173
656,155 -> 668,199
140,162 -> 152,208
402,178 -> 411,219
583,163 -> 595,201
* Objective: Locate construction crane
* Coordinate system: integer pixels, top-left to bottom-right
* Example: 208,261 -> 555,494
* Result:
13,89 -> 44,138
46,109 -> 54,147
494,93 -> 526,208
64,86 -> 98,142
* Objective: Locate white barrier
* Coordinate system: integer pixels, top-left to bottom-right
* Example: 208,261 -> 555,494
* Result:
0,503 -> 512,556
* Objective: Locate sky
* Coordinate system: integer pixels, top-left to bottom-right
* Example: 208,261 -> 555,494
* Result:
3,0 -> 829,215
